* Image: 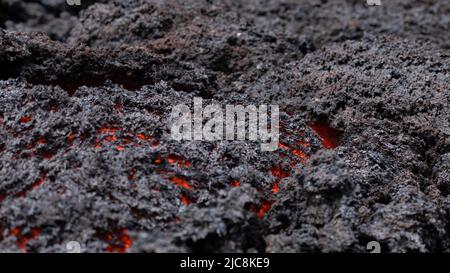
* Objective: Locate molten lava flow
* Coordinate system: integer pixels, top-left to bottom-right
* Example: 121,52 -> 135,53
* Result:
271,166 -> 289,179
170,176 -> 193,190
257,201 -> 272,219
116,145 -> 125,151
254,121 -> 340,219
309,121 -> 341,149
10,227 -> 41,252
93,126 -> 159,151
271,181 -> 280,193
104,228 -> 133,253
231,180 -> 241,187
137,133 -> 151,141
94,138 -> 102,149
270,166 -> 287,195
167,155 -> 192,168
99,126 -> 122,135
180,193 -> 192,206
105,135 -> 117,142
153,155 -> 163,165
278,143 -> 289,150
292,149 -> 309,163
19,116 -> 32,123
298,139 -> 310,147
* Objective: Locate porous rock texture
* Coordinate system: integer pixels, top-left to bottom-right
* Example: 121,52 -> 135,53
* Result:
0,0 -> 449,253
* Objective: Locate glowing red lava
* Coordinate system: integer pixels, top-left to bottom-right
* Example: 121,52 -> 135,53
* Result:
170,176 -> 193,190
153,156 -> 163,165
271,166 -> 289,179
105,135 -> 117,142
231,181 -> 241,187
180,193 -> 192,206
19,116 -> 32,123
137,133 -> 151,141
292,149 -> 309,163
10,227 -> 41,252
309,121 -> 341,149
271,181 -> 280,193
116,145 -> 125,151
257,201 -> 272,219
104,228 -> 133,253
278,143 -> 289,150
167,155 -> 192,168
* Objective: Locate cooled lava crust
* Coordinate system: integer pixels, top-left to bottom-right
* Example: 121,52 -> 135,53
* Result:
0,0 -> 449,253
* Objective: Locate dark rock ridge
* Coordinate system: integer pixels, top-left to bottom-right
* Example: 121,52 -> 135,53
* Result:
0,0 -> 448,252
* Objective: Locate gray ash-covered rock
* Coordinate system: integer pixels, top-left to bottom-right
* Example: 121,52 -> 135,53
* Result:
0,0 -> 449,253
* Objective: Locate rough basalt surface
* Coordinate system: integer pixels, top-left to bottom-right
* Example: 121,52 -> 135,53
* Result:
0,0 -> 449,253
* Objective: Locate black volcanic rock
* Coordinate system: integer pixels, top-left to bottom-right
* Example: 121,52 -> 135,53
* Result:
0,0 -> 449,253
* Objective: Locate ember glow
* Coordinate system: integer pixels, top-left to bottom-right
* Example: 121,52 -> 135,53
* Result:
19,116 -> 32,123
257,201 -> 272,219
309,121 -> 342,149
231,181 -> 241,187
10,227 -> 41,252
180,193 -> 192,206
170,176 -> 193,190
102,228 -> 133,253
0,0 -> 447,256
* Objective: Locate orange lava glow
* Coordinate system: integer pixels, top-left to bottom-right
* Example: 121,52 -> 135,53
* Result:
271,181 -> 280,193
10,227 -> 41,252
170,176 -> 193,190
105,228 -> 133,253
298,139 -> 310,147
93,126 -> 158,151
99,127 -> 121,134
137,133 -> 151,141
153,156 -> 163,164
19,116 -> 32,123
180,193 -> 192,206
278,143 -> 289,150
116,145 -> 125,151
105,135 -> 117,142
257,201 -> 272,219
292,149 -> 309,163
231,181 -> 241,187
271,166 -> 289,179
309,121 -> 341,149
167,155 -> 192,168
